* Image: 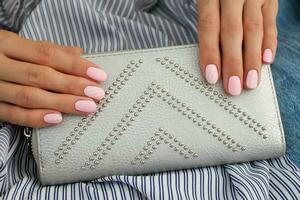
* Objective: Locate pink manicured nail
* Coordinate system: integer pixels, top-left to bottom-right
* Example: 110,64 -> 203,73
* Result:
246,70 -> 258,89
75,100 -> 97,113
263,49 -> 273,63
228,76 -> 242,96
44,113 -> 63,124
205,64 -> 218,84
84,86 -> 105,100
86,67 -> 107,82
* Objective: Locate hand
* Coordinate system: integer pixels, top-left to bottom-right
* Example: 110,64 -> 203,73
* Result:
0,30 -> 107,127
197,0 -> 278,95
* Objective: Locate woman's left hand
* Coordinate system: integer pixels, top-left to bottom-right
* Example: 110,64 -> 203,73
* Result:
197,0 -> 278,95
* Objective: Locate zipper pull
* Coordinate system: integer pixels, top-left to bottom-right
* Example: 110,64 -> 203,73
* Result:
23,127 -> 33,138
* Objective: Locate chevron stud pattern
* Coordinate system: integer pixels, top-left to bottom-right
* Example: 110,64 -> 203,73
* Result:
156,57 -> 267,137
130,128 -> 198,165
80,82 -> 244,170
53,56 -> 268,169
54,59 -> 144,164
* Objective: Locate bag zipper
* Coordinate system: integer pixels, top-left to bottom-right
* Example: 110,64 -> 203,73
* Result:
23,127 -> 37,162
23,127 -> 33,138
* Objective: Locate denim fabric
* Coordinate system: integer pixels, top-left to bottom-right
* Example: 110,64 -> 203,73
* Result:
275,0 -> 300,166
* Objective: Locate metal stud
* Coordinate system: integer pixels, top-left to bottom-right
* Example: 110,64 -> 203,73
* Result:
184,154 -> 190,159
263,134 -> 268,139
55,160 -> 61,164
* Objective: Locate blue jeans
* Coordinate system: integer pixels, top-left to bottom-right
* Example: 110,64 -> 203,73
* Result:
275,0 -> 300,165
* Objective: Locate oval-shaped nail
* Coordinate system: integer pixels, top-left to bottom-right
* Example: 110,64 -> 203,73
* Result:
228,76 -> 242,96
75,100 -> 97,113
84,86 -> 105,100
263,49 -> 273,63
44,113 -> 63,124
86,67 -> 107,82
246,70 -> 258,89
205,64 -> 218,84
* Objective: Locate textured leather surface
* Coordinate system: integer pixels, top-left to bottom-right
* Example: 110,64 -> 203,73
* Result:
32,44 -> 286,185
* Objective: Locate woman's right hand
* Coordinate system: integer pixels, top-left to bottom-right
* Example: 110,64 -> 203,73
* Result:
0,30 -> 107,128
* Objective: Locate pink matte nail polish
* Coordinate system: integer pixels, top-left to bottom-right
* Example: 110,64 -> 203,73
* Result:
75,100 -> 97,113
84,86 -> 105,100
246,70 -> 258,89
205,64 -> 218,84
44,113 -> 63,124
86,67 -> 107,82
263,49 -> 273,63
228,76 -> 242,96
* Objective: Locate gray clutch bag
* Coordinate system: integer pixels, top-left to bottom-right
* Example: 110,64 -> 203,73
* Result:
29,44 -> 285,185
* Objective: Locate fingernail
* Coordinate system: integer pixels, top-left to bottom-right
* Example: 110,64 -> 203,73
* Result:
205,64 -> 218,84
228,76 -> 242,96
84,86 -> 105,100
246,70 -> 258,89
75,100 -> 97,113
44,113 -> 63,124
86,67 -> 107,82
263,49 -> 273,63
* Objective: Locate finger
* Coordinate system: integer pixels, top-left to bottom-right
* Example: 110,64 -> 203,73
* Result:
197,0 -> 221,85
44,42 -> 84,55
59,45 -> 84,56
0,102 -> 63,128
0,57 -> 105,100
0,81 -> 98,115
220,0 -> 245,96
262,0 -> 278,64
0,34 -> 106,82
243,0 -> 264,89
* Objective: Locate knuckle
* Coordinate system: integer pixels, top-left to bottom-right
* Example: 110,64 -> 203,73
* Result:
224,56 -> 243,67
70,57 -> 86,73
72,47 -> 84,54
199,46 -> 220,60
22,111 -> 42,127
17,88 -> 34,107
264,19 -> 277,28
39,67 -> 54,87
265,29 -> 278,40
222,19 -> 243,34
36,43 -> 56,65
25,66 -> 55,88
25,66 -> 42,86
246,52 -> 261,65
54,96 -> 72,113
66,78 -> 77,93
198,14 -> 219,31
244,20 -> 263,33
67,77 -> 85,94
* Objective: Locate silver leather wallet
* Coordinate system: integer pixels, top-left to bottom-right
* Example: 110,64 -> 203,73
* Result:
30,44 -> 285,185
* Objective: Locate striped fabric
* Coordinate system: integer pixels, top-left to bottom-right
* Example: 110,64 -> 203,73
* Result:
0,0 -> 300,199
0,0 -> 40,31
